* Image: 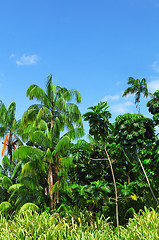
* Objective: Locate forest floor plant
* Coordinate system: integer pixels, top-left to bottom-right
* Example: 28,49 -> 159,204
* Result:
0,207 -> 159,239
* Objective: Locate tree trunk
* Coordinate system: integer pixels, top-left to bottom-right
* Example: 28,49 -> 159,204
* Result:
53,153 -> 59,210
136,151 -> 159,205
104,146 -> 119,229
48,162 -> 54,209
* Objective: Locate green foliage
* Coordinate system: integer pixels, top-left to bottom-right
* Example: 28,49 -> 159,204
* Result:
114,113 -> 155,149
0,208 -> 159,239
147,90 -> 159,125
83,101 -> 111,141
2,176 -> 13,190
19,202 -> 39,213
0,201 -> 12,214
0,78 -> 159,228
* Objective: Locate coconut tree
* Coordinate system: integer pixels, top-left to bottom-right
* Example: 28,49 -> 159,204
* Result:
18,74 -> 84,209
122,77 -> 149,113
0,101 -> 21,176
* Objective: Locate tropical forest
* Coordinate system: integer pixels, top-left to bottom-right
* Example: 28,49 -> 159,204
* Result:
0,75 -> 159,239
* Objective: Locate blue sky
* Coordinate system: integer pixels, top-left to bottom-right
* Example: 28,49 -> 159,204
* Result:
1,0 -> 159,161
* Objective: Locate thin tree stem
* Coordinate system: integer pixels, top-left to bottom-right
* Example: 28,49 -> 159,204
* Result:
104,146 -> 119,229
136,151 -> 159,205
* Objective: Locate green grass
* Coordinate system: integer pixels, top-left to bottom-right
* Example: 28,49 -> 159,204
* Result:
0,207 -> 159,239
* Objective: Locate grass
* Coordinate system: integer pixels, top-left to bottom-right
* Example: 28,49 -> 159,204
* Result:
0,207 -> 159,239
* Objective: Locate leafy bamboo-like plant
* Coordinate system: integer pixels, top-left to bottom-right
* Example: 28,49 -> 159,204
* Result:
18,74 -> 84,209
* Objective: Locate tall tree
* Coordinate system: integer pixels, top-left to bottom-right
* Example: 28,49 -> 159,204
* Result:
19,74 -> 84,209
114,113 -> 159,205
122,77 -> 149,113
83,102 -> 119,229
147,90 -> 159,125
0,101 -> 21,176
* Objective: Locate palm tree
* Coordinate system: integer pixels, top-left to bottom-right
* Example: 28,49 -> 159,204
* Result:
0,101 -> 21,176
122,77 -> 149,113
18,74 -> 84,209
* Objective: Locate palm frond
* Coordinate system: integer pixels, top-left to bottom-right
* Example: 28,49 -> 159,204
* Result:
2,176 -> 13,190
53,136 -> 70,156
21,161 -> 36,177
13,146 -> 44,162
62,89 -> 82,103
44,148 -> 53,163
2,133 -> 10,156
65,127 -> 85,140
21,124 -> 36,142
122,87 -> 136,97
20,105 -> 41,130
65,103 -> 83,128
31,130 -> 50,150
7,101 -> 16,127
11,161 -> 22,180
26,84 -> 51,107
52,116 -> 64,137
0,101 -> 7,123
46,73 -> 54,100
36,106 -> 52,123
37,120 -> 51,138
2,155 -> 11,172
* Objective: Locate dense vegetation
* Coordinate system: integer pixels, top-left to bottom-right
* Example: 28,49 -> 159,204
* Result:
0,75 -> 159,238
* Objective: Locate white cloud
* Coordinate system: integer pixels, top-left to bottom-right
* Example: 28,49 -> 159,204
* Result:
148,80 -> 159,93
152,61 -> 159,72
9,54 -> 16,59
111,101 -> 133,114
102,95 -> 120,102
10,54 -> 39,65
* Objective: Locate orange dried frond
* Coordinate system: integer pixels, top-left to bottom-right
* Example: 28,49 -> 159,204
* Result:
2,133 -> 10,156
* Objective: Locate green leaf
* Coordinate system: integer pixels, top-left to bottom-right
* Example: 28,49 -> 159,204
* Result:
0,201 -> 12,212
8,183 -> 22,193
53,136 -> 70,155
19,202 -> 39,213
2,176 -> 12,190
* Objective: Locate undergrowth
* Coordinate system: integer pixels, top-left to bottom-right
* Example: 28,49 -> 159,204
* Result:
0,207 -> 159,239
